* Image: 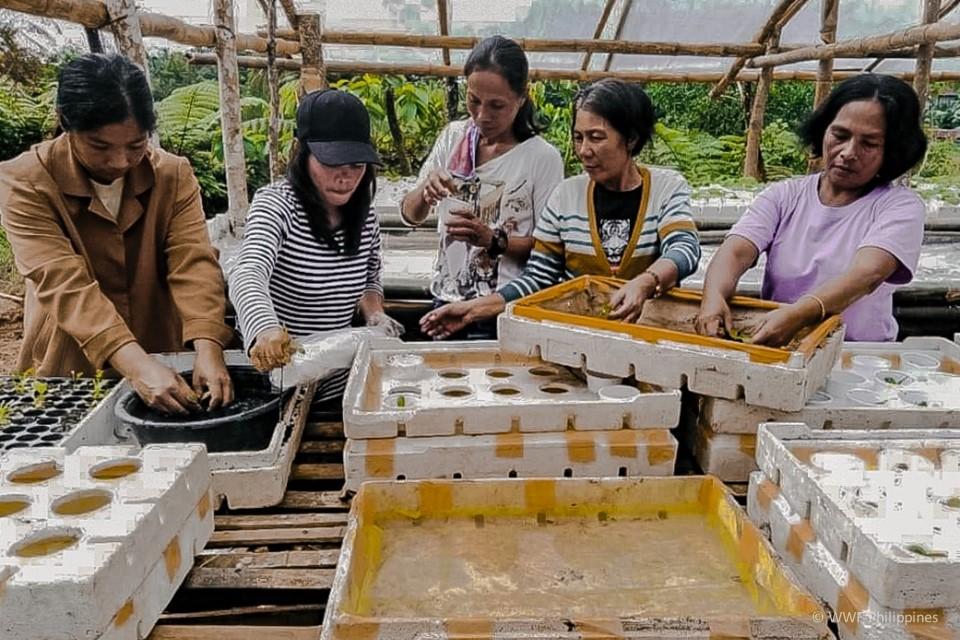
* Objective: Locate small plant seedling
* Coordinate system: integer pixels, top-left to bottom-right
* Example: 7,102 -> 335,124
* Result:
905,543 -> 948,558
0,402 -> 11,426
13,368 -> 34,395
396,395 -> 406,408
32,381 -> 48,408
92,369 -> 106,401
883,376 -> 903,385
70,370 -> 83,382
725,326 -> 752,343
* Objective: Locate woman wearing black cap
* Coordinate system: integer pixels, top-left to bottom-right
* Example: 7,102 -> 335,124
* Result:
401,35 -> 564,339
229,89 -> 400,403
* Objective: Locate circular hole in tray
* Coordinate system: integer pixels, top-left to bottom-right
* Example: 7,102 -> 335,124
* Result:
0,434 -> 14,443
11,528 -> 81,558
15,434 -> 39,442
901,351 -> 941,371
40,434 -> 62,443
879,448 -> 936,473
22,409 -> 42,418
898,389 -> 938,408
89,458 -> 142,481
4,443 -> 28,449
810,452 -> 866,473
0,494 -> 30,518
485,368 -> 514,379
439,385 -> 473,399
5,426 -> 25,434
850,354 -> 893,372
7,461 -> 61,484
940,449 -> 960,473
43,409 -> 68,418
26,425 -> 47,434
851,497 -> 879,517
383,390 -> 419,410
539,383 -> 571,395
873,370 -> 916,388
491,384 -> 523,397
437,368 -> 468,380
52,489 -> 112,516
528,366 -> 560,377
35,418 -> 59,427
387,354 -> 424,368
809,390 -> 832,404
846,388 -> 886,406
598,385 -> 641,401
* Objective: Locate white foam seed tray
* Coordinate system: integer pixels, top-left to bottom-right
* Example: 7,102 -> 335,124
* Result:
747,471 -> 960,640
343,338 -> 681,439
343,428 -> 678,493
754,423 -> 960,610
497,311 -> 844,412
699,337 -> 960,435
78,350 -> 315,510
680,417 -> 757,483
0,445 -> 214,640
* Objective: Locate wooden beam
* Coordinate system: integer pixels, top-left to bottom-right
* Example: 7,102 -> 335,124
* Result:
149,626 -> 322,640
188,52 -> 960,83
105,0 -> 150,74
214,0 -> 250,235
278,0 -> 298,30
745,32 -> 779,180
604,0 -> 634,72
710,0 -> 809,98
262,0 -> 282,180
750,19 -> 960,67
436,0 -> 451,66
298,13 -> 326,95
582,0 -> 618,71
813,0 -> 840,110
865,0 -> 960,71
915,0 -> 941,115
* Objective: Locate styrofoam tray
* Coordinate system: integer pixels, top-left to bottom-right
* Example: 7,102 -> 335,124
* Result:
699,337 -> 960,435
747,471 -> 960,640
754,423 -> 960,610
343,338 -> 681,439
70,350 -> 316,510
498,312 -> 844,412
322,476 -> 829,640
0,445 -> 214,640
343,428 -> 678,492
681,417 -> 757,483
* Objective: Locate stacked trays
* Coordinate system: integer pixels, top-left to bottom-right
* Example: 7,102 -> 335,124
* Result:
747,423 -> 960,640
0,444 -> 214,640
690,337 -> 960,481
342,338 -> 682,492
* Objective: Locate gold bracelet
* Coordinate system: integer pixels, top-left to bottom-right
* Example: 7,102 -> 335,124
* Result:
799,294 -> 826,322
643,270 -> 663,298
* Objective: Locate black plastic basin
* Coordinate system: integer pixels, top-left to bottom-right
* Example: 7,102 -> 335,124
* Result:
115,366 -> 287,452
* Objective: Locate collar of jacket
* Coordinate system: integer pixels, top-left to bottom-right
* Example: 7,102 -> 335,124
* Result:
41,133 -> 157,201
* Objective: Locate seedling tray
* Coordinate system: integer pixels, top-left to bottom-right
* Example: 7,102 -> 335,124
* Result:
344,338 -> 680,439
321,476 -> 829,639
500,276 -> 844,411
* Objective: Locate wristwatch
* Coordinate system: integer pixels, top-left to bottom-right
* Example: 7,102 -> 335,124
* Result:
487,227 -> 508,259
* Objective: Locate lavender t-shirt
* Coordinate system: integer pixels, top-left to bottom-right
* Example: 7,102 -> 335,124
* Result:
729,174 -> 925,341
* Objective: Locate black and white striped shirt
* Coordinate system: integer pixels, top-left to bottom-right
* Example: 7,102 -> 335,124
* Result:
228,179 -> 383,401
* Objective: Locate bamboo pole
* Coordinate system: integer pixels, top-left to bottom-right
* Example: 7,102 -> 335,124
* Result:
914,0 -> 941,117
751,19 -> 960,67
278,0 -> 298,30
582,0 -> 618,71
745,32 -> 779,180
105,0 -> 150,74
603,0 -> 634,72
436,0 -> 459,122
298,13 -> 326,95
865,0 -> 960,71
214,0 -> 249,234
813,0 -> 840,110
187,52 -> 960,82
259,0 -> 282,180
710,0 -> 809,98
436,0 -> 451,66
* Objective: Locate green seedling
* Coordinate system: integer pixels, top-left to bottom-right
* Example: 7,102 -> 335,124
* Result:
32,381 -> 48,408
0,402 -> 11,426
906,543 -> 948,558
883,376 -> 904,385
942,496 -> 960,510
92,369 -> 106,401
13,368 -> 34,395
69,370 -> 83,382
396,395 -> 406,408
725,327 -> 752,343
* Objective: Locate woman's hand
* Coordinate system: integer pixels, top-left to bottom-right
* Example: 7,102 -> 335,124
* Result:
420,301 -> 474,339
748,304 -> 810,347
191,339 -> 234,410
366,310 -> 405,338
695,293 -> 735,338
250,327 -> 298,372
609,274 -> 657,323
423,169 -> 458,207
445,211 -> 494,249
131,358 -> 201,415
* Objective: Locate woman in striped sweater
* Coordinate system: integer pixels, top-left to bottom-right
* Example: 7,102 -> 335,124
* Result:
421,79 -> 702,338
229,89 -> 400,402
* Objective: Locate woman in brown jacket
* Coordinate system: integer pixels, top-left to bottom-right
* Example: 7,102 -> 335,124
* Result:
0,54 -> 234,414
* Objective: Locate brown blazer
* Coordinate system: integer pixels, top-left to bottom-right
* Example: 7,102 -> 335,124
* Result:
0,134 -> 234,376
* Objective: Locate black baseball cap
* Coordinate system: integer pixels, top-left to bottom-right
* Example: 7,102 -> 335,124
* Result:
296,89 -> 381,166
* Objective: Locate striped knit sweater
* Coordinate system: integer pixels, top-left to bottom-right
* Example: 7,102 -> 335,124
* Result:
500,165 -> 701,302
228,179 -> 383,401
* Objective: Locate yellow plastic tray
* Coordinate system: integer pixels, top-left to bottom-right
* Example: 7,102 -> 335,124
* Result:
511,275 -> 842,365
323,476 -> 829,639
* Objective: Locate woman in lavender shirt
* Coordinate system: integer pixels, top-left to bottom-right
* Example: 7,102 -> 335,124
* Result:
696,75 -> 927,345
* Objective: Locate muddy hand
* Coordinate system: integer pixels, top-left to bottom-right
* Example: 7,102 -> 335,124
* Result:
420,302 -> 471,340
695,294 -> 734,338
192,339 -> 233,410
250,327 -> 298,372
131,359 -> 201,415
424,169 -> 457,206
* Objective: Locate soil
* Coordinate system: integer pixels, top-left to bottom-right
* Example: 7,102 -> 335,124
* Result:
0,298 -> 23,375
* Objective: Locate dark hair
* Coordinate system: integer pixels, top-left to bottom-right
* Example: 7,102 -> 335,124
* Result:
799,74 -> 927,184
285,142 -> 377,255
573,79 -> 656,156
463,35 -> 542,141
56,53 -> 156,133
